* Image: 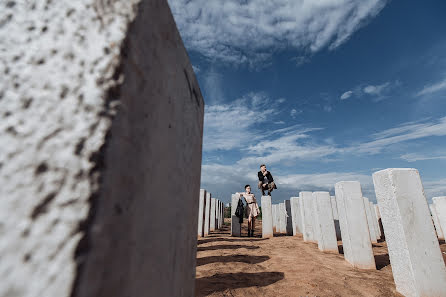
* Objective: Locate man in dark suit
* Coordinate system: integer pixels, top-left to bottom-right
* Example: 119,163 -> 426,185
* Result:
258,164 -> 277,196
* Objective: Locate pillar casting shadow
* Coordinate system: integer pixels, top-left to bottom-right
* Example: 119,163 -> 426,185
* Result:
338,244 -> 344,254
374,253 -> 390,270
197,244 -> 260,252
197,254 -> 270,266
195,272 -> 284,297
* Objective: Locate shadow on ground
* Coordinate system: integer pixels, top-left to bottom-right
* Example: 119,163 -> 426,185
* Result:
198,237 -> 268,245
197,254 -> 270,266
197,244 -> 260,252
375,253 -> 391,270
195,272 -> 284,297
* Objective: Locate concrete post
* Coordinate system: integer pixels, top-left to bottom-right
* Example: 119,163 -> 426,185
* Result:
216,200 -> 220,230
261,196 -> 274,238
219,201 -> 223,229
430,204 -> 444,240
210,198 -> 216,231
313,192 -> 339,253
0,1 -> 205,295
290,197 -> 301,235
433,197 -> 446,241
373,169 -> 446,297
312,194 -> 321,243
272,204 -> 277,232
285,200 -> 293,235
204,193 -> 211,236
279,203 -> 287,233
331,196 -> 342,240
374,204 -> 384,239
335,181 -> 375,269
300,192 -> 315,242
231,194 -> 241,237
369,201 -> 380,241
363,197 -> 377,244
198,189 -> 206,237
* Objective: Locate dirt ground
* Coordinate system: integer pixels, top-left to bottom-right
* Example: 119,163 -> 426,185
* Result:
196,218 -> 446,297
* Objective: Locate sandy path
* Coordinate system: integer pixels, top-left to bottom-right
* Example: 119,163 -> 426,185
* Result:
196,219 -> 446,297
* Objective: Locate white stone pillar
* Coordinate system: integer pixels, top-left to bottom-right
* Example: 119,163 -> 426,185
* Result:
204,193 -> 211,236
373,169 -> 446,297
430,204 -> 444,240
219,201 -> 223,229
198,189 -> 206,237
433,197 -> 446,241
312,194 -> 321,243
290,197 -> 301,235
262,196 -> 274,238
363,197 -> 377,244
369,201 -> 380,241
210,198 -> 216,231
374,204 -> 383,238
216,200 -> 220,230
300,191 -> 315,242
231,194 -> 241,237
331,195 -> 342,240
313,192 -> 339,253
335,181 -> 375,269
272,204 -> 277,232
279,203 -> 287,233
285,200 -> 293,235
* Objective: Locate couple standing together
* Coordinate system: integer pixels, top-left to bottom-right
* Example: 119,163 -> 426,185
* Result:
236,164 -> 277,237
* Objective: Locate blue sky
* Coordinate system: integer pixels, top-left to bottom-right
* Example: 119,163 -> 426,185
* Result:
168,0 -> 446,204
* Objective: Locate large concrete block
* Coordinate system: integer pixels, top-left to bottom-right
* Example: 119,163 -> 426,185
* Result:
312,194 -> 321,243
331,195 -> 342,240
0,1 -> 204,296
430,204 -> 444,240
198,189 -> 206,237
231,194 -> 241,237
204,193 -> 211,236
290,197 -> 301,235
313,192 -> 338,253
285,200 -> 293,236
210,198 -> 216,231
272,204 -> 277,232
363,197 -> 378,244
279,203 -> 287,233
433,197 -> 446,241
218,201 -> 222,229
335,182 -> 375,269
369,201 -> 380,241
300,192 -> 315,242
261,196 -> 274,238
374,204 -> 384,238
373,169 -> 446,297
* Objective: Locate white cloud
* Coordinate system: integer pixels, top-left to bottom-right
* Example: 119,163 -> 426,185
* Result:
168,0 -> 387,65
400,153 -> 446,162
424,178 -> 446,202
192,65 -> 200,74
203,69 -> 224,104
417,77 -> 446,96
363,82 -> 390,95
292,56 -> 311,67
340,90 -> 353,100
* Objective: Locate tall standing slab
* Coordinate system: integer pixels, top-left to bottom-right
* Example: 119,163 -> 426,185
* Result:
335,182 -> 375,269
300,192 -> 315,242
279,203 -> 287,233
204,193 -> 211,236
433,197 -> 446,241
374,204 -> 384,238
363,197 -> 378,244
430,204 -> 444,240
313,192 -> 339,253
285,200 -> 294,235
0,0 -> 205,296
231,194 -> 241,237
369,201 -> 380,241
198,189 -> 206,237
210,198 -> 216,232
261,196 -> 274,238
272,204 -> 277,232
312,194 -> 321,243
290,197 -> 301,235
331,196 -> 342,240
373,169 -> 446,297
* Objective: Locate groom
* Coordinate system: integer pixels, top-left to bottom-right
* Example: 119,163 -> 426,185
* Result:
258,164 -> 277,196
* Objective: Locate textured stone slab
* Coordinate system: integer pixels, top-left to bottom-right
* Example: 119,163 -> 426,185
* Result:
430,204 -> 444,240
433,197 -> 446,242
290,197 -> 301,235
210,198 -> 216,231
313,192 -> 338,253
198,189 -> 206,237
0,1 -> 204,296
285,200 -> 293,235
335,182 -> 375,269
374,204 -> 384,238
373,169 -> 446,297
279,203 -> 287,233
272,204 -> 277,232
300,192 -> 315,242
261,196 -> 273,238
331,196 -> 342,240
363,197 -> 378,244
204,193 -> 211,236
369,201 -> 380,241
312,194 -> 321,243
231,194 -> 241,237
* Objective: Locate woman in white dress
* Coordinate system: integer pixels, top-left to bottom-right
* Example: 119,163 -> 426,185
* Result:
237,185 -> 260,237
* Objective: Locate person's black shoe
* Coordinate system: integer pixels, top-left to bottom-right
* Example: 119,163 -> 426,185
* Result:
247,228 -> 251,237
251,230 -> 254,237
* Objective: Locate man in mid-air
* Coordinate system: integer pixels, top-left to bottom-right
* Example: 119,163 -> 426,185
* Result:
257,164 -> 277,196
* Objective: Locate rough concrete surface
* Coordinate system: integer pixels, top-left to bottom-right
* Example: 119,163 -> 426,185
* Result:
261,196 -> 273,238
0,0 -> 204,296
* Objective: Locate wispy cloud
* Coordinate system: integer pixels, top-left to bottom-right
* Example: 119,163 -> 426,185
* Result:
340,81 -> 397,101
416,77 -> 446,96
168,0 -> 388,65
340,90 -> 353,100
400,153 -> 446,162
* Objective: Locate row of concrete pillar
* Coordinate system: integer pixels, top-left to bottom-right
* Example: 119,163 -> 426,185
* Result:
197,189 -> 224,237
231,168 -> 446,297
